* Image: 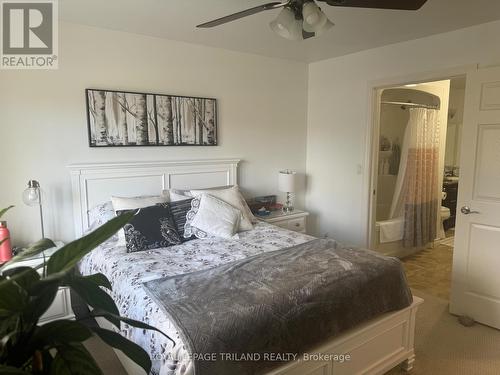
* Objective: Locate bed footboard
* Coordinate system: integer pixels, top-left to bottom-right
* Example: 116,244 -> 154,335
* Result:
267,296 -> 423,375
95,296 -> 422,375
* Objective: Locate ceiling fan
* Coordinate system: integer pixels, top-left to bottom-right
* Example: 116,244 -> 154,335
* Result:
197,0 -> 428,41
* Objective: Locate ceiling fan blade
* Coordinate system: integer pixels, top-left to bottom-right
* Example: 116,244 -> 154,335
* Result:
197,2 -> 287,28
318,0 -> 427,10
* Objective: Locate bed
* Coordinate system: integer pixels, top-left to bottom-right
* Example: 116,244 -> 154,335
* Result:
70,159 -> 422,375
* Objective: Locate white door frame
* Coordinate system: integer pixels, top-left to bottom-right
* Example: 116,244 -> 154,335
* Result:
362,64 -> 477,248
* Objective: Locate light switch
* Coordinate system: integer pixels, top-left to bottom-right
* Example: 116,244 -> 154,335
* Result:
357,164 -> 363,175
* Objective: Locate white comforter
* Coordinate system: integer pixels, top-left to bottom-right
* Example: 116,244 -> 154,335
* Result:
78,222 -> 313,375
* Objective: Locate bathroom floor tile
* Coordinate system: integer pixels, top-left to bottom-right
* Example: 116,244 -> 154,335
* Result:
401,242 -> 453,300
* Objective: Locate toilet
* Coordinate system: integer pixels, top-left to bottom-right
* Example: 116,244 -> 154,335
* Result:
441,206 -> 451,221
439,206 -> 451,239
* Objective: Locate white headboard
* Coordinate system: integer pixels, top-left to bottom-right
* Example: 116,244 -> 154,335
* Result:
68,159 -> 240,237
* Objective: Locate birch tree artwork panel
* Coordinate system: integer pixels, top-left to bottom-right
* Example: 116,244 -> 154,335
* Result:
86,89 -> 217,147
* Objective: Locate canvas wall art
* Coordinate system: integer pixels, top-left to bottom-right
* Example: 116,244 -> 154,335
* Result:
86,89 -> 217,147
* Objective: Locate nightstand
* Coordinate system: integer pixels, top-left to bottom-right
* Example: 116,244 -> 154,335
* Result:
4,242 -> 74,324
257,210 -> 309,233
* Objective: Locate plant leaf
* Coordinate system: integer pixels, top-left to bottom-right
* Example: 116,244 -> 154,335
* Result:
0,205 -> 14,219
0,277 -> 28,312
0,266 -> 48,304
91,310 -> 175,346
0,315 -> 20,342
32,320 -> 92,346
46,212 -> 135,275
50,343 -> 103,375
1,238 -> 56,270
2,266 -> 40,290
79,273 -> 112,291
22,283 -> 59,324
91,327 -> 151,374
0,365 -> 31,374
68,277 -> 119,317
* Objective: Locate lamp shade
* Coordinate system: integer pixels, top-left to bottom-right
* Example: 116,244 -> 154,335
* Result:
312,19 -> 334,36
270,7 -> 302,41
22,179 -> 45,239
302,2 -> 334,34
278,170 -> 297,193
22,180 -> 41,206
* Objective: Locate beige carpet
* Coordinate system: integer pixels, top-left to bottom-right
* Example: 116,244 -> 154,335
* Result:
386,290 -> 500,375
84,290 -> 500,375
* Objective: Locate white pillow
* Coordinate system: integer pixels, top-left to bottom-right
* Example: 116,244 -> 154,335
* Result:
162,189 -> 193,202
190,186 -> 255,231
84,201 -> 118,241
190,194 -> 240,239
162,186 -> 231,202
111,195 -> 170,246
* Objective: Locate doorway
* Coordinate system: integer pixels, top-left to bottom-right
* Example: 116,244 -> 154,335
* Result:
369,76 -> 466,301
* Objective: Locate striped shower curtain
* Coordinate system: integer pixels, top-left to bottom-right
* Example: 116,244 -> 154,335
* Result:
390,108 -> 440,248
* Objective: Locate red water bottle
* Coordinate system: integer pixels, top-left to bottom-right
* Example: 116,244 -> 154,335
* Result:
0,221 -> 13,263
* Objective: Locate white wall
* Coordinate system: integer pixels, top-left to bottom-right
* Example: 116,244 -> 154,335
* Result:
0,22 -> 308,246
306,20 -> 500,245
446,87 -> 466,168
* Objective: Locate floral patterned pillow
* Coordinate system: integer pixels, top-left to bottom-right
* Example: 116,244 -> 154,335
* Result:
184,197 -> 211,239
86,201 -> 118,241
117,204 -> 182,253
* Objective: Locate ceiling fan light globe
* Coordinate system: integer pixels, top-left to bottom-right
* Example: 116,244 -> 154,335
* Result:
313,18 -> 334,36
304,11 -> 319,25
270,20 -> 289,38
303,8 -> 333,34
270,7 -> 302,40
303,2 -> 322,27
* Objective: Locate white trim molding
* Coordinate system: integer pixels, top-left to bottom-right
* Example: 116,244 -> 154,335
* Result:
363,64 -> 477,248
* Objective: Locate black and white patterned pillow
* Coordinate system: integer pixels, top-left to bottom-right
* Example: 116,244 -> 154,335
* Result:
183,197 -> 211,240
166,198 -> 196,242
117,205 -> 181,253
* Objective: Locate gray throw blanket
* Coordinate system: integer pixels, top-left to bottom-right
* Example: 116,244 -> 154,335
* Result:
143,239 -> 412,375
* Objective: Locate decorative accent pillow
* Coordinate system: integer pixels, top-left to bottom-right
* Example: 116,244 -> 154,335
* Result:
85,201 -> 120,243
88,201 -> 115,226
190,186 -> 255,231
186,195 -> 241,239
184,197 -> 210,239
166,198 -> 195,241
117,205 -> 181,253
111,195 -> 170,247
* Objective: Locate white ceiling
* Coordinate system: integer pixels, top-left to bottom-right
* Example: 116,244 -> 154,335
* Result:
60,0 -> 500,62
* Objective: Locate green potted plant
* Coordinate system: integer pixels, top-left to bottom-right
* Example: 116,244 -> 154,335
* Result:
0,209 -> 172,374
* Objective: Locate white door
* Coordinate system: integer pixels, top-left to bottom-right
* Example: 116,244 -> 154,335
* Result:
450,65 -> 500,329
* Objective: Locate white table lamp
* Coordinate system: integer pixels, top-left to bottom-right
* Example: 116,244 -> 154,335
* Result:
22,180 -> 45,239
278,170 -> 296,213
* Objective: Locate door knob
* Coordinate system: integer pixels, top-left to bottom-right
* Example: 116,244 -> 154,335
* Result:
461,206 -> 480,215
